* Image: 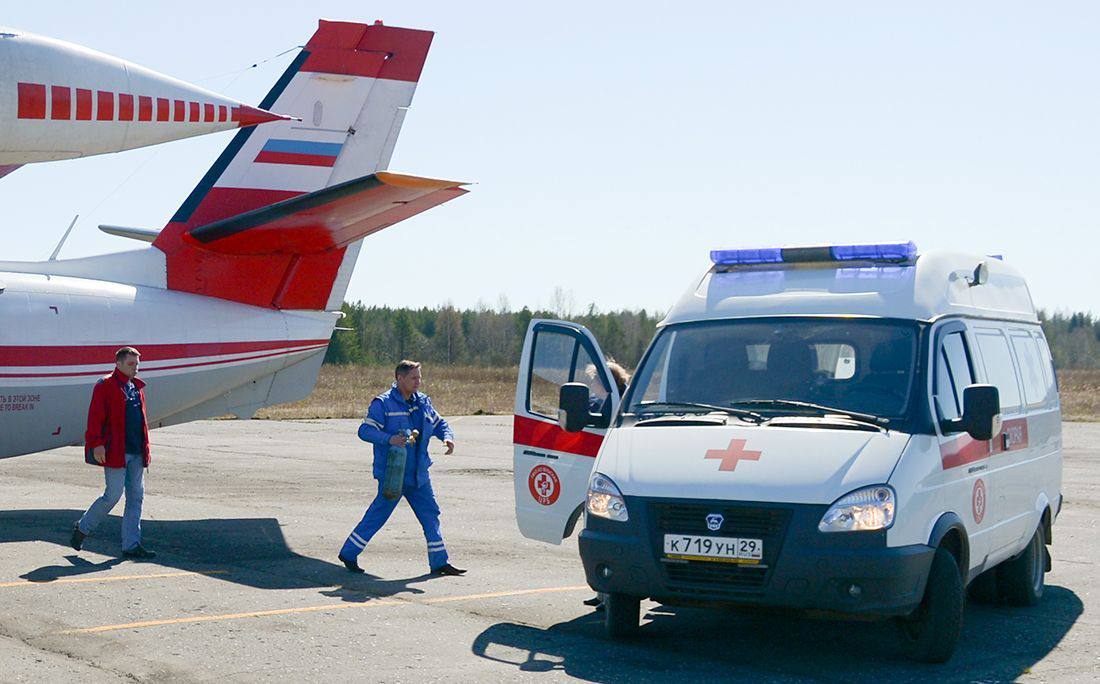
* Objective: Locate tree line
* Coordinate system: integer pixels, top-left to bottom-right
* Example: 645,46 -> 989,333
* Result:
324,303 -> 1100,371
1039,310 -> 1100,370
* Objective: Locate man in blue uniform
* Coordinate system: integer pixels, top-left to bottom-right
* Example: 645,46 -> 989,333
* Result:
338,360 -> 465,576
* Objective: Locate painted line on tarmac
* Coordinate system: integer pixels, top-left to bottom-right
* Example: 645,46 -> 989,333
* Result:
0,569 -> 228,589
59,584 -> 589,635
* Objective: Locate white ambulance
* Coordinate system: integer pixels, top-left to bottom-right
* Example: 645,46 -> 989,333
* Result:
512,242 -> 1062,663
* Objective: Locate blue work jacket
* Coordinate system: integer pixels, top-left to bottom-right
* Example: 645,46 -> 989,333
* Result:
357,383 -> 453,487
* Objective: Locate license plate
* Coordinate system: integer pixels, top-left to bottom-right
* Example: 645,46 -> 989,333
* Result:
663,534 -> 763,564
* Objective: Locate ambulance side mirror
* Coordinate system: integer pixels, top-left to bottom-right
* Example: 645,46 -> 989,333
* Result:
558,383 -> 591,432
962,384 -> 1001,442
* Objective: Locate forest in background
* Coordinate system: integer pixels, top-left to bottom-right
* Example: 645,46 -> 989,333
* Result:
324,303 -> 1100,371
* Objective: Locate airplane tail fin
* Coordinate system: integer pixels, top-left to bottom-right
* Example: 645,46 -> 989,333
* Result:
152,20 -> 456,310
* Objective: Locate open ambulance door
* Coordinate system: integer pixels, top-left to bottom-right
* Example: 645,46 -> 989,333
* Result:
513,319 -> 620,544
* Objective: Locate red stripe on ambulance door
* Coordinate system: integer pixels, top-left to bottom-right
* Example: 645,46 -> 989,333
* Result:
513,414 -> 604,458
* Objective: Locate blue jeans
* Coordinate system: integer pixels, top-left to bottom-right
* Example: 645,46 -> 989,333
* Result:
341,479 -> 449,570
78,452 -> 145,551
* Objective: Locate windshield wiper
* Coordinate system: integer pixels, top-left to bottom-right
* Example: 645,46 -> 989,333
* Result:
727,399 -> 889,427
634,401 -> 766,424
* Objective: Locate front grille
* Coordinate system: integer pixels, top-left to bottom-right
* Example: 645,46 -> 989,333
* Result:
649,500 -> 791,595
652,502 -> 788,537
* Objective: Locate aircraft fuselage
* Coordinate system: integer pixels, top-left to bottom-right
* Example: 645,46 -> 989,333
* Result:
0,267 -> 334,459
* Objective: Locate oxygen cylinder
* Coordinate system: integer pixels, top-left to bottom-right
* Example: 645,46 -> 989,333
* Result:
382,429 -> 420,500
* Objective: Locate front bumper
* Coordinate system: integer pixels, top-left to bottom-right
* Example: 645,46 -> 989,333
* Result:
579,496 -> 934,616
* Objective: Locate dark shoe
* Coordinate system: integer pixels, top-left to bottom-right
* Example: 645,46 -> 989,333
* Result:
431,563 -> 466,576
70,524 -> 85,551
338,553 -> 364,574
583,596 -> 602,607
122,545 -> 156,559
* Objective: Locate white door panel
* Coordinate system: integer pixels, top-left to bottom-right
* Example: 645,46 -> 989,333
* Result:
513,319 -> 619,544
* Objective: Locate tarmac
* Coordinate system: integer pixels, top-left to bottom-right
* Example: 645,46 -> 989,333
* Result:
0,417 -> 1096,683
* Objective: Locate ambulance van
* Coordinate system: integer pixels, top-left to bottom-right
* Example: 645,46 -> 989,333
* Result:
512,242 -> 1062,663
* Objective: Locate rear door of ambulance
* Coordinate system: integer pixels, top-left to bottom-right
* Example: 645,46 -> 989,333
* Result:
513,320 -> 620,544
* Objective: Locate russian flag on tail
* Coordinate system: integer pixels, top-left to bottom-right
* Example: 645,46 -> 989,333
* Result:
254,138 -> 344,167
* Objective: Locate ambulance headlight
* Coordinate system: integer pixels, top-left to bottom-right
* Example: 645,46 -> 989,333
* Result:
818,485 -> 895,532
587,473 -> 629,522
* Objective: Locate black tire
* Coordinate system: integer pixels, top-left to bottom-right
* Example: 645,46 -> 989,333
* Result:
967,566 -> 1000,604
999,525 -> 1045,607
604,592 -> 640,638
897,546 -> 964,663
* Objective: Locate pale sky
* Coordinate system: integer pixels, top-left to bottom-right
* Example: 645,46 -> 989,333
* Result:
3,2 -> 1097,316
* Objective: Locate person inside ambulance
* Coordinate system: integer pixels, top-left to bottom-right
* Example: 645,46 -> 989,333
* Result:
854,337 -> 912,409
762,339 -> 816,400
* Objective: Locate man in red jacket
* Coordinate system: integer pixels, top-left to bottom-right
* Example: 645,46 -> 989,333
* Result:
70,347 -> 155,559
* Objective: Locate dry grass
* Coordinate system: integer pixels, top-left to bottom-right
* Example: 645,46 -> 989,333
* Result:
254,365 -> 518,420
256,365 -> 1100,422
1059,370 -> 1100,422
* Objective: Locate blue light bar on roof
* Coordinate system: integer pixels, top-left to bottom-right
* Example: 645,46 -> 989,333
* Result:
709,247 -> 783,264
830,241 -> 917,261
711,241 -> 917,266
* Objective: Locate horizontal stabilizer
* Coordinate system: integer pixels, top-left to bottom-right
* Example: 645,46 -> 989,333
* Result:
184,172 -> 467,256
99,225 -> 161,242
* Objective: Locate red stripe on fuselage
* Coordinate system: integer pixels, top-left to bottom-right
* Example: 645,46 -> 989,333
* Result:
51,86 -> 71,120
97,91 -> 114,120
118,93 -> 134,121
0,339 -> 329,367
17,83 -> 46,119
513,414 -> 604,458
138,96 -> 153,121
76,89 -> 93,120
0,344 -> 328,379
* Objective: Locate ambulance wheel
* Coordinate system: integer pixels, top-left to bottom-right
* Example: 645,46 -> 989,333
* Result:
967,567 -> 1000,604
604,592 -> 640,638
999,525 -> 1045,607
897,546 -> 963,663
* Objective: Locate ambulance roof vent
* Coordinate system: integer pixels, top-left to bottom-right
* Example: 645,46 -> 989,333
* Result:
710,241 -> 918,267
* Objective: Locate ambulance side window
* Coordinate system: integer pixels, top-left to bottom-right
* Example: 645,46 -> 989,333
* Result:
527,327 -> 611,420
934,331 -> 973,422
1034,333 -> 1058,395
1011,333 -> 1048,407
572,344 -> 610,411
975,331 -> 1023,414
528,330 -> 577,419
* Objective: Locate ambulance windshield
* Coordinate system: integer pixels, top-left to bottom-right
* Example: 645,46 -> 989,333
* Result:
625,318 -> 918,421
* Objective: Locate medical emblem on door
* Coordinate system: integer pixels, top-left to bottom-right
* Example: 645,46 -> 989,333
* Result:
706,513 -> 724,531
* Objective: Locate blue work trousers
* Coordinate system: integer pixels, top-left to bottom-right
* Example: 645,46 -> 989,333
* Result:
341,479 -> 448,570
78,452 -> 145,551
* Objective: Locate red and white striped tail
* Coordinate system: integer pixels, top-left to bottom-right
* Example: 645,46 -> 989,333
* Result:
153,20 -> 436,311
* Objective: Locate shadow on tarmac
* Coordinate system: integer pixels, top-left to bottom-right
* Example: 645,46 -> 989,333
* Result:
0,509 -> 434,601
471,587 -> 1083,683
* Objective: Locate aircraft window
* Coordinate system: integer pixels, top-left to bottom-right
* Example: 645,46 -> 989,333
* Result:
975,331 -> 1022,413
1011,334 -> 1048,407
